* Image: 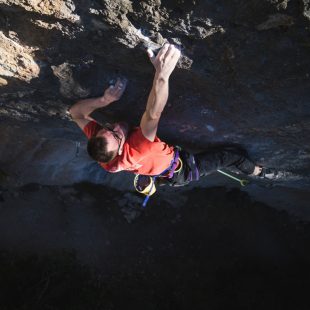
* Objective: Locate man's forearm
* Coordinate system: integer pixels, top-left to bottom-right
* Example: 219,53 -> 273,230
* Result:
145,73 -> 169,119
69,96 -> 111,119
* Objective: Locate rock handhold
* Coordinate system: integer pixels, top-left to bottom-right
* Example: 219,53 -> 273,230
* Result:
256,14 -> 294,30
0,31 -> 40,83
51,63 -> 89,99
0,0 -> 80,23
303,0 -> 310,20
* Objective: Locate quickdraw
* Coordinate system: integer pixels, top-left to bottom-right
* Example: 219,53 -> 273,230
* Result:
217,169 -> 249,186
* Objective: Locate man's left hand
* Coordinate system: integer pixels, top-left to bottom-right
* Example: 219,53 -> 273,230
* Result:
102,78 -> 128,104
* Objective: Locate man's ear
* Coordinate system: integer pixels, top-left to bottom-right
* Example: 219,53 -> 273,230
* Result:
118,147 -> 123,155
118,137 -> 126,155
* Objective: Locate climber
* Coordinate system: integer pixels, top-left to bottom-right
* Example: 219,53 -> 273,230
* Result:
69,43 -> 271,194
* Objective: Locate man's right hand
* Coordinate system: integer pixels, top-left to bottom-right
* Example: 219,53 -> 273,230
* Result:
102,78 -> 127,104
147,43 -> 181,79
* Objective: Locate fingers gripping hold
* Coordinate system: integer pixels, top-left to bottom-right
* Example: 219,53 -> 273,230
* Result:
146,43 -> 181,77
164,44 -> 180,62
147,48 -> 154,58
147,48 -> 155,63
104,77 -> 128,103
157,43 -> 170,59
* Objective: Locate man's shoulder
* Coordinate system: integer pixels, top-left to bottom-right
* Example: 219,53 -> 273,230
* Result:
127,126 -> 148,139
83,120 -> 102,139
126,126 -> 164,151
126,126 -> 142,138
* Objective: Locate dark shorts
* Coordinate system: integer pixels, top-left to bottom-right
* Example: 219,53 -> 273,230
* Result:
159,146 -> 256,187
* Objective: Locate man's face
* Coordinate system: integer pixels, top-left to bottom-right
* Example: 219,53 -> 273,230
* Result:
96,122 -> 129,156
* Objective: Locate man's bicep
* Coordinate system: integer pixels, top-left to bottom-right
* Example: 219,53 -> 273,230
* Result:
140,111 -> 160,142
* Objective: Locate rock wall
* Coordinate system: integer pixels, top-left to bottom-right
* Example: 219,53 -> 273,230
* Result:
1,2 -> 310,306
0,0 -> 310,190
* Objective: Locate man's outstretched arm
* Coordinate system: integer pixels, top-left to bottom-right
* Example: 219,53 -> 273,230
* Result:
140,44 -> 181,142
68,78 -> 127,130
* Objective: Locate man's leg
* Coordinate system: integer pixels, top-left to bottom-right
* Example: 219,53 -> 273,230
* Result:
162,147 -> 257,187
195,147 -> 256,176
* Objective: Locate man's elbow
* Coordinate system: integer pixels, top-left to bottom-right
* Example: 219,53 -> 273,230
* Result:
67,106 -> 73,116
68,102 -> 83,119
68,102 -> 76,115
146,109 -> 162,121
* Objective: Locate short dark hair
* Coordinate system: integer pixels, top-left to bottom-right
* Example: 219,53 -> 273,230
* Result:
87,136 -> 116,163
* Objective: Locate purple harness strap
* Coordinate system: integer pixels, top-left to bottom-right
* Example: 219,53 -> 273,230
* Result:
187,154 -> 200,181
166,149 -> 180,178
141,149 -> 180,208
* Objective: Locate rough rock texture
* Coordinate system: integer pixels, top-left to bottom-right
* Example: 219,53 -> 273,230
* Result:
0,0 -> 309,202
0,0 -> 80,22
0,1 -> 310,308
0,0 -> 309,206
0,31 -> 39,82
0,0 -> 309,181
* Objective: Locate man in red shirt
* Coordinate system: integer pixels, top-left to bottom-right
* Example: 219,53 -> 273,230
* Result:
69,43 -> 266,193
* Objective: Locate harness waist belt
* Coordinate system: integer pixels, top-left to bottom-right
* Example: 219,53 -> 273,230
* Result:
161,149 -> 180,178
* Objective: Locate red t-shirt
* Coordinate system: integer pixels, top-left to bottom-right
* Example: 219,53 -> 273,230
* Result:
83,121 -> 175,175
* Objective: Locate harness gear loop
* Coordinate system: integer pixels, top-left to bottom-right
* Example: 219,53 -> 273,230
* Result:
134,175 -> 156,196
174,157 -> 183,174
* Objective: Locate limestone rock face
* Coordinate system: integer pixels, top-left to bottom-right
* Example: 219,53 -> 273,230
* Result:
0,31 -> 39,82
302,0 -> 310,20
0,0 -> 309,198
0,0 -> 79,22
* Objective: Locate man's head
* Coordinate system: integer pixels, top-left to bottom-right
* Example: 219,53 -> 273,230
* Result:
87,122 -> 129,163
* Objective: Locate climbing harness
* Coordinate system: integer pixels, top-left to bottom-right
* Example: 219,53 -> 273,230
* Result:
134,153 -> 251,207
134,148 -> 183,207
217,169 -> 249,186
